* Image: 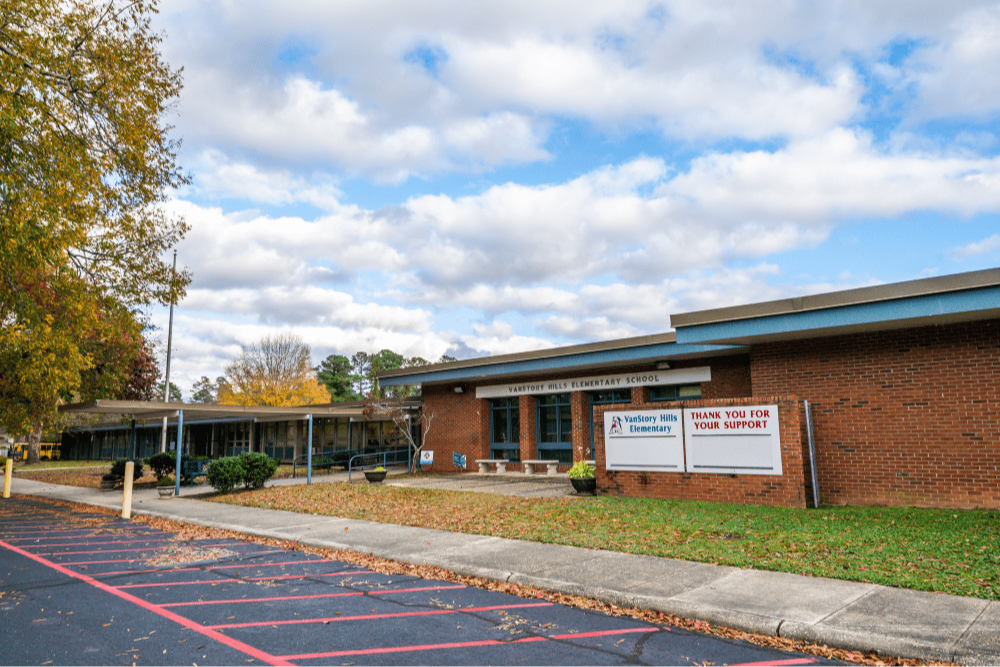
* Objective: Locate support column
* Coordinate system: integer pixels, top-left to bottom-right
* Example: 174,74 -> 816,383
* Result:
570,392 -> 590,463
173,411 -> 183,496
306,415 -> 313,484
519,395 -> 536,463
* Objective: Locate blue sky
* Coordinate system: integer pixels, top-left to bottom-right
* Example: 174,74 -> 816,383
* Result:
150,1 -> 1000,397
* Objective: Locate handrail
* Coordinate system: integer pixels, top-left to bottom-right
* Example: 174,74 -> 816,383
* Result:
348,448 -> 411,481
292,451 -> 340,479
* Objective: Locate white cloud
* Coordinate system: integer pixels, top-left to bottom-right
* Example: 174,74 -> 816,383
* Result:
459,321 -> 556,356
949,234 -> 1000,261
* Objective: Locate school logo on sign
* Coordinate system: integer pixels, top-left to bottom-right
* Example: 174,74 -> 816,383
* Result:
609,416 -> 623,436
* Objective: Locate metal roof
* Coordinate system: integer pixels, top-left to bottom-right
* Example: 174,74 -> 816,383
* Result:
57,399 -> 417,422
378,337 -> 743,387
671,267 -> 1000,328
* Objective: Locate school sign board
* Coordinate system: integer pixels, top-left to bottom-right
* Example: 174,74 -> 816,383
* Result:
603,405 -> 782,475
604,409 -> 684,471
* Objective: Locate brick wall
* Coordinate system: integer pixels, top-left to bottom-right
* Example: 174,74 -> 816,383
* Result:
419,385 -> 489,473
593,396 -> 806,507
418,357 -> 752,474
750,319 -> 1000,509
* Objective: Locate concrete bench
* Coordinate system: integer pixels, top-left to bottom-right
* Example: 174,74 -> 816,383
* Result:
523,459 -> 560,475
475,458 -> 509,474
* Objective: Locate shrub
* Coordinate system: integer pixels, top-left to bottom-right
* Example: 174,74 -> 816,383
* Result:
238,452 -> 279,489
0,456 -> 7,468
109,459 -> 144,481
147,452 -> 176,480
157,475 -> 174,487
206,457 -> 244,493
567,461 -> 595,479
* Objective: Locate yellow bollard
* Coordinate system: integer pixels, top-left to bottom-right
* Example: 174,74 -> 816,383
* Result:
122,461 -> 134,519
3,458 -> 12,498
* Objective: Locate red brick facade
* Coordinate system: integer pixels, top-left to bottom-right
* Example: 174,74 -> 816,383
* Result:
751,320 -> 1000,509
593,396 -> 806,508
418,360 -> 751,475
416,321 -> 999,509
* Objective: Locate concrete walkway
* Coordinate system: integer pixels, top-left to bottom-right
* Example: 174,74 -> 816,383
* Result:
8,475 -> 999,665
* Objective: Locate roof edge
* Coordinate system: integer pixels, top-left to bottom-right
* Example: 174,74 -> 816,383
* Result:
670,267 -> 1000,329
378,331 -> 677,379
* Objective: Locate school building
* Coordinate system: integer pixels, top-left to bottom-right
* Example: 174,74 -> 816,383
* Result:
379,268 -> 1000,510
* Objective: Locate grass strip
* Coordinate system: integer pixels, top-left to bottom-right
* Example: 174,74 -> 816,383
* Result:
212,482 -> 1000,601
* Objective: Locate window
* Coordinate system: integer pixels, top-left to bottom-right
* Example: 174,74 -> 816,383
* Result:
537,393 -> 572,463
649,384 -> 702,402
489,398 -> 520,461
589,389 -> 632,459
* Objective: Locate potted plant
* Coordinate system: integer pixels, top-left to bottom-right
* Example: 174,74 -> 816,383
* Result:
100,473 -> 117,491
364,466 -> 387,483
568,461 -> 596,495
157,475 -> 175,498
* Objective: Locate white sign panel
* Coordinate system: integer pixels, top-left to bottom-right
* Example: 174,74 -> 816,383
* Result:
476,367 -> 711,399
604,409 -> 685,472
420,450 -> 434,465
683,405 -> 782,475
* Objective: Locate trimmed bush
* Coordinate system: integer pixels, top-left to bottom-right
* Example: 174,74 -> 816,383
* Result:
238,452 -> 279,489
206,457 -> 244,494
147,452 -> 176,480
109,459 -> 144,481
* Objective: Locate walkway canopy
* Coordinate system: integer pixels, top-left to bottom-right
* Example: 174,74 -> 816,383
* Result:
59,399 -> 420,495
59,399 -> 372,422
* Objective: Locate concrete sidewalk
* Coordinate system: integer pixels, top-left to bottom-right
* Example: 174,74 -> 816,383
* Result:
8,476 -> 999,665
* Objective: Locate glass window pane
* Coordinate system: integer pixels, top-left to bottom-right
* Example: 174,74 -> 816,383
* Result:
510,408 -> 520,443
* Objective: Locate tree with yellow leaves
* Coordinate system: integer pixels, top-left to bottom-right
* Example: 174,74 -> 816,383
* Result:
0,0 -> 189,463
218,334 -> 331,407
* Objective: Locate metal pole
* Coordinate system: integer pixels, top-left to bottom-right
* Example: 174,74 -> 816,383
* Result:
805,401 -> 820,508
174,410 -> 184,497
306,415 -> 313,485
161,250 -> 178,453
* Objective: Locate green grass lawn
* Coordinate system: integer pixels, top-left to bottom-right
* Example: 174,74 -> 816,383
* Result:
13,460 -> 108,471
213,483 -> 1000,600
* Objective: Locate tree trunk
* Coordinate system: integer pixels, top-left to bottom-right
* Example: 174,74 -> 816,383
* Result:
26,420 -> 43,465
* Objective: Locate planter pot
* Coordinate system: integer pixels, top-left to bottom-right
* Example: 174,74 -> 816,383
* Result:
364,470 -> 387,484
157,487 -> 174,498
570,477 -> 597,495
100,478 -> 117,491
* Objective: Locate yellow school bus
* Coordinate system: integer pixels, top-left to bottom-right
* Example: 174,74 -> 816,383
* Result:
8,443 -> 61,461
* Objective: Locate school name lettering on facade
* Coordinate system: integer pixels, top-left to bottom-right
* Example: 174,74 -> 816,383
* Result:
475,366 -> 711,399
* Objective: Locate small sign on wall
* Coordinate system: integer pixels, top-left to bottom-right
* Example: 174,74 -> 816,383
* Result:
682,405 -> 782,475
453,451 -> 466,468
420,450 -> 434,466
604,409 -> 685,472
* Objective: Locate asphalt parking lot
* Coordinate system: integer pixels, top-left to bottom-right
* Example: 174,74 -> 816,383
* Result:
1,496 -> 838,665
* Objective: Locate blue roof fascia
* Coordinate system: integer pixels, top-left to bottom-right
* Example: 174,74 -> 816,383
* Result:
675,285 -> 1000,345
380,341 -> 742,387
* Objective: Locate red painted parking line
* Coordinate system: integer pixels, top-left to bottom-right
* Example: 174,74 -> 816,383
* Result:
159,585 -> 466,608
208,602 -> 554,629
62,549 -> 288,567
4,530 -> 161,540
550,627 -> 663,639
0,537 -> 293,667
277,625 -> 660,661
96,559 -> 331,577
370,584 -> 466,595
116,570 -> 369,588
160,591 -> 365,607
39,542 -> 238,556
23,537 -> 175,548
280,636 -> 547,660
730,659 -> 818,666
